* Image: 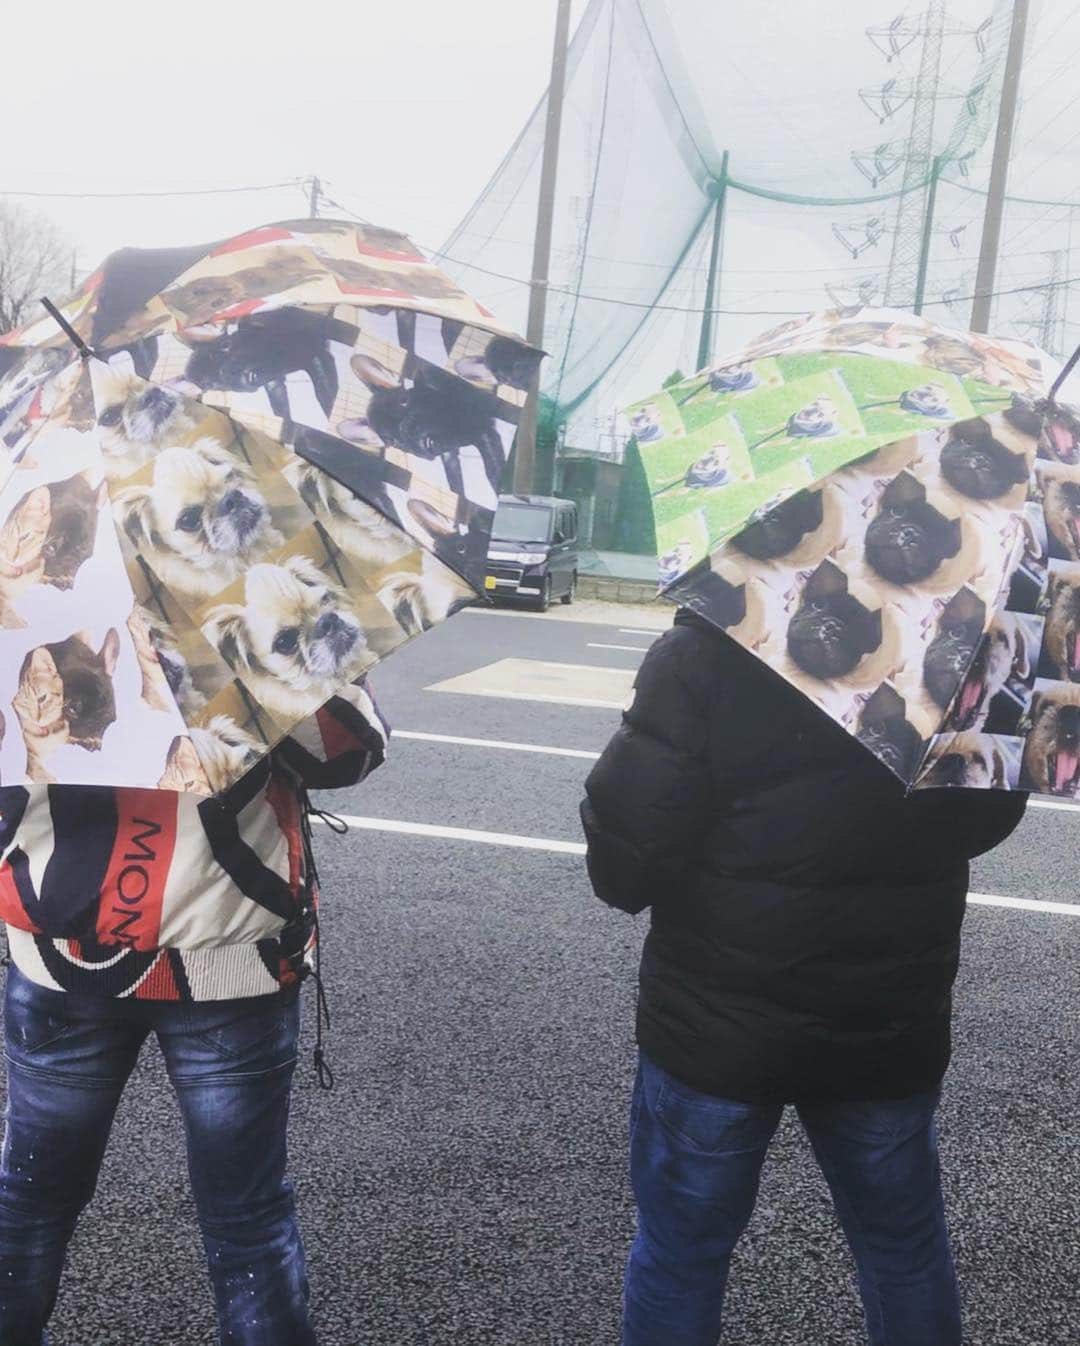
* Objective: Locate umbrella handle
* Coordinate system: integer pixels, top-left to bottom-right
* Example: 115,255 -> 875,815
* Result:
1049,341 -> 1080,405
40,297 -> 96,360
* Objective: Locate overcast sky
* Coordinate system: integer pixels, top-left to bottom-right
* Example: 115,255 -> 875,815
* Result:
0,0 -> 589,271
2,0 -> 1076,370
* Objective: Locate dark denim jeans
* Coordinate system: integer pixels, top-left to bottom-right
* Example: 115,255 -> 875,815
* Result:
0,967 -> 315,1346
624,1052 -> 961,1346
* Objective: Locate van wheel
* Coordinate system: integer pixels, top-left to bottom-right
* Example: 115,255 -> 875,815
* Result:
537,577 -> 552,612
561,573 -> 577,605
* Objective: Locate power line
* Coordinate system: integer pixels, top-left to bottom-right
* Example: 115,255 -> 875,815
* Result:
6,167 -> 1039,324
321,184 -> 1080,317
1011,93 -> 1080,177
1020,3 -> 1076,67
0,180 -> 303,200
427,247 -> 1080,317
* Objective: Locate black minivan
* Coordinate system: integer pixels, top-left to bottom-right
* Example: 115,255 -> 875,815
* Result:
485,495 -> 579,610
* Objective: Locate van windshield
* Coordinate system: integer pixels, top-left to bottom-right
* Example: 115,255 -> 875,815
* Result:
492,503 -> 554,543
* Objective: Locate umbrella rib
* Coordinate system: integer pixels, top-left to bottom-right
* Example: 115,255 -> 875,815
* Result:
313,520 -> 348,588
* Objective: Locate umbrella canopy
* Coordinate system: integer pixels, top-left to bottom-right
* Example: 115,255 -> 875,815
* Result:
0,220 -> 539,795
629,307 -> 1080,795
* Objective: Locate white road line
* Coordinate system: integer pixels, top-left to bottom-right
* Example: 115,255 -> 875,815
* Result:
968,892 -> 1080,915
467,688 -> 626,709
523,659 -> 632,673
394,729 -> 600,760
312,818 -> 1080,915
619,629 -> 659,637
386,738 -> 1080,785
461,607 -> 670,632
313,814 -> 587,855
1029,798 -> 1080,813
587,642 -> 651,654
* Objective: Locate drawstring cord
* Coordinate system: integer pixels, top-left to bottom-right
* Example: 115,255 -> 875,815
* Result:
311,928 -> 334,1092
299,794 -> 348,1091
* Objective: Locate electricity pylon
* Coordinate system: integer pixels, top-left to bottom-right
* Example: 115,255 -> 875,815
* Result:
877,0 -> 948,308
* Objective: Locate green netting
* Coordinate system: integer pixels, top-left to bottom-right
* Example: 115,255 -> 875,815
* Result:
436,0 -> 1080,557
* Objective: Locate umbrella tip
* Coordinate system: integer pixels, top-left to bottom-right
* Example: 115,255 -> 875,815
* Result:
40,296 -> 95,360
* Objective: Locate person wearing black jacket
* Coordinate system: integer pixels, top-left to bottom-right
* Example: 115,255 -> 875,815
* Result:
581,610 -> 1026,1346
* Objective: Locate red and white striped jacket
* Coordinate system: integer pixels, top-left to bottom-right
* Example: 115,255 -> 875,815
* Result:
0,681 -> 388,1001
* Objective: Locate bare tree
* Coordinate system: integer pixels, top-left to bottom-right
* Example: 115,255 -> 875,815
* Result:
0,201 -> 72,336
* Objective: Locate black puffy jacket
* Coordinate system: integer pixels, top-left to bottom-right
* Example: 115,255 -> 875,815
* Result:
581,611 -> 1027,1104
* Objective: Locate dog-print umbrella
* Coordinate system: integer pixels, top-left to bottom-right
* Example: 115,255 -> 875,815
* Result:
0,220 -> 539,795
630,305 -> 1080,795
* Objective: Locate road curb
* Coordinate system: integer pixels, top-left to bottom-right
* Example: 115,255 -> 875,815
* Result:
578,574 -> 661,604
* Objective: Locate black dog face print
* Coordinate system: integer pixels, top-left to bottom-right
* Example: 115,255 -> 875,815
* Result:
672,401 -> 1080,793
0,223 -> 535,791
637,305 -> 1080,794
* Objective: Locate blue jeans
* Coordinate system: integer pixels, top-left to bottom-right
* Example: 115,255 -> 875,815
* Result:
624,1052 -> 961,1346
0,967 -> 315,1346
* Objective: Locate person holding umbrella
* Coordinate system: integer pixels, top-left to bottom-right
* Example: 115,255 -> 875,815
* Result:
580,613 -> 1027,1346
0,679 -> 387,1346
0,222 -> 536,1345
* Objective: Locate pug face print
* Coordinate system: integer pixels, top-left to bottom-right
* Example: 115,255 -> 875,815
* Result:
786,561 -> 882,681
864,474 -> 962,587
939,418 -> 1030,502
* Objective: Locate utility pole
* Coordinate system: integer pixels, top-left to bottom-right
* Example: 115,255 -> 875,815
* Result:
971,0 -> 1030,333
696,152 -> 730,372
514,0 -> 572,497
309,176 -> 322,220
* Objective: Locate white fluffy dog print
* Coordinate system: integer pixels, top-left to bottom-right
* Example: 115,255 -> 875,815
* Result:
94,374 -> 201,481
115,439 -> 284,607
377,551 -> 476,637
157,716 -> 262,794
281,458 -> 415,571
127,605 -> 209,718
203,554 -> 369,722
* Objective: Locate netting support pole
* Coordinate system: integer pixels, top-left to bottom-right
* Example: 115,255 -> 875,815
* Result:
971,0 -> 1030,333
913,155 -> 944,316
696,151 -> 730,372
514,0 -> 573,495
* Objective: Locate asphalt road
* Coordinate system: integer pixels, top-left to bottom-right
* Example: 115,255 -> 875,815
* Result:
10,601 -> 1080,1346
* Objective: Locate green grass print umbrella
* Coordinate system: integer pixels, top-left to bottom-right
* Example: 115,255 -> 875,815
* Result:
629,306 -> 1080,797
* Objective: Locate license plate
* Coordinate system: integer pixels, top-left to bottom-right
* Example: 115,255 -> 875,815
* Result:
484,576 -> 497,590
